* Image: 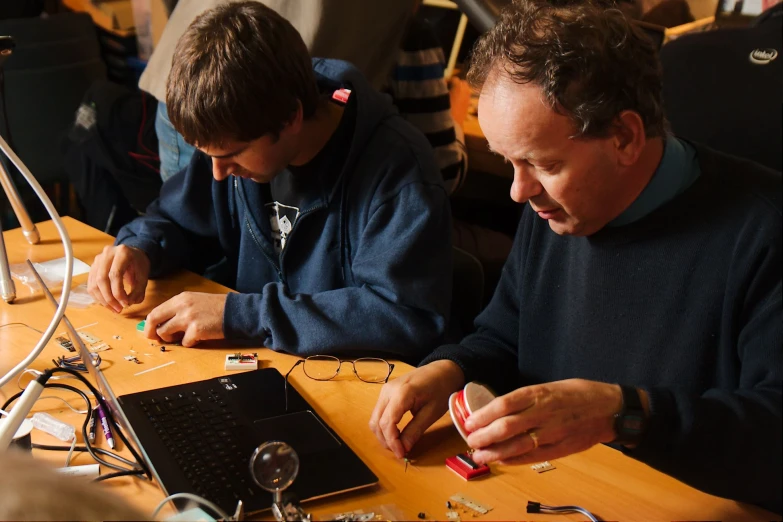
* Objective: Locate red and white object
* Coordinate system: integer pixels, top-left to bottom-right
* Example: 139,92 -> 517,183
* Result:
445,453 -> 491,480
448,382 -> 496,443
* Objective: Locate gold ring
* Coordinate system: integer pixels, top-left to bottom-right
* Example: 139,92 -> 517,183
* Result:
528,430 -> 539,450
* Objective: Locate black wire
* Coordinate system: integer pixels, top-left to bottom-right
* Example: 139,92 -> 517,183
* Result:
3,375 -> 149,479
4,383 -> 125,472
49,367 -> 151,480
0,322 -> 44,334
33,382 -> 129,473
94,469 -> 147,482
31,444 -> 136,468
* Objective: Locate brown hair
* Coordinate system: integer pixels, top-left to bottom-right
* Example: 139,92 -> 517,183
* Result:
0,451 -> 149,520
467,0 -> 667,139
166,1 -> 319,146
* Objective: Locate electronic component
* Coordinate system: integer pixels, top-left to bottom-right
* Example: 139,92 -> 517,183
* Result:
124,355 -> 141,364
446,454 -> 490,480
87,342 -> 110,353
137,320 -> 146,331
78,331 -> 99,344
225,352 -> 259,371
531,461 -> 556,473
54,335 -> 75,352
449,494 -> 492,515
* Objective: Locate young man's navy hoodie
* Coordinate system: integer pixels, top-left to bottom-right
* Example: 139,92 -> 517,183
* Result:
115,59 -> 453,362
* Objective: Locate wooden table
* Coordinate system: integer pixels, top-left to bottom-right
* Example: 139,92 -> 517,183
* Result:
1,218 -> 774,521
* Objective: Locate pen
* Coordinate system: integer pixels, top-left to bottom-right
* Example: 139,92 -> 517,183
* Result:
95,405 -> 116,450
87,407 -> 97,443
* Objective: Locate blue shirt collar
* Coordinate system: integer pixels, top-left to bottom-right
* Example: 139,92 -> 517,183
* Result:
610,136 -> 701,227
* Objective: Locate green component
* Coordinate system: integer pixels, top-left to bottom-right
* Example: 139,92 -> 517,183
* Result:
137,320 -> 146,331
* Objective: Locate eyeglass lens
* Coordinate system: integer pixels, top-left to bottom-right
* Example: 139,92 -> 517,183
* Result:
302,355 -> 340,380
352,358 -> 391,383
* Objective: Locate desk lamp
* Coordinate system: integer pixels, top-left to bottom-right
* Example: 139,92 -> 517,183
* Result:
0,35 -> 42,303
0,34 -> 76,449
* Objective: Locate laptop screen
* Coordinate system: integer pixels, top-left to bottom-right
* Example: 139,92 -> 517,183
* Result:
718,0 -> 765,17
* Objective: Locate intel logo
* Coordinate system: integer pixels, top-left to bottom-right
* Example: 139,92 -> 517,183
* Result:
749,48 -> 778,65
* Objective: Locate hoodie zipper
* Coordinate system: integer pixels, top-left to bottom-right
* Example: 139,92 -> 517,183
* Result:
235,178 -> 284,282
277,205 -> 325,281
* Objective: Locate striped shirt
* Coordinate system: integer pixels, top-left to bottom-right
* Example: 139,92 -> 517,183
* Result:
387,17 -> 467,195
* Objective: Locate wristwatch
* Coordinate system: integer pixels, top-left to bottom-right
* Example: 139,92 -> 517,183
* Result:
613,385 -> 647,446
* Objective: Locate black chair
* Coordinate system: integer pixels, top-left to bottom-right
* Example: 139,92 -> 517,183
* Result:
0,12 -> 106,218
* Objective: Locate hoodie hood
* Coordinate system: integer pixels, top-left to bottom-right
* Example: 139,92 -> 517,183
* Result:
311,58 -> 399,202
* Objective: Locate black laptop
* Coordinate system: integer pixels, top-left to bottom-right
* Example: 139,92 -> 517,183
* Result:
116,369 -> 378,515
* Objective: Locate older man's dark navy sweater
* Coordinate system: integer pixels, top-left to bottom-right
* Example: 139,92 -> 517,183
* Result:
424,145 -> 782,513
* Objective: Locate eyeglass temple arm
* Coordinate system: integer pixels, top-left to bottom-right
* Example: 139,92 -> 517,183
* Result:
284,360 -> 304,412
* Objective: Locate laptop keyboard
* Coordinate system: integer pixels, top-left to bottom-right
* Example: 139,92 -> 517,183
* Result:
139,387 -> 257,510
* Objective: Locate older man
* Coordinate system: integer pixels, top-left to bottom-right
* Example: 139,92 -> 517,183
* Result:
370,0 -> 782,513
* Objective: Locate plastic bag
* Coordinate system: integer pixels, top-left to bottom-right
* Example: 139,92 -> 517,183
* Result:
10,257 -> 91,293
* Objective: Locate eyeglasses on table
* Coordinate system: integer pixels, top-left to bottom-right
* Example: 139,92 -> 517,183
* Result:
284,355 -> 395,411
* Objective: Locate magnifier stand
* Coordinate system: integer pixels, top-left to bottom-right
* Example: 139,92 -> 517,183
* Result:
0,134 -> 41,303
250,441 -> 311,522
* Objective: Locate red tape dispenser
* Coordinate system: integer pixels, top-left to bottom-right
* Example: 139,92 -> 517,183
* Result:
446,382 -> 496,480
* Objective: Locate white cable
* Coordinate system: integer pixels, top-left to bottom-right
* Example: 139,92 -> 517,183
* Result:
64,436 -> 77,466
36,396 -> 91,415
151,492 -> 231,520
0,134 -> 73,390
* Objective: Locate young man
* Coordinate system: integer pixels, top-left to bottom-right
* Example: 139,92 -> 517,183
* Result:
87,2 -> 452,361
370,0 -> 781,513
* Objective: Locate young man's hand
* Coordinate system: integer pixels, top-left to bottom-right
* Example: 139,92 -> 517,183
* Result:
369,360 -> 465,458
88,245 -> 151,313
144,292 -> 227,347
464,379 -> 625,466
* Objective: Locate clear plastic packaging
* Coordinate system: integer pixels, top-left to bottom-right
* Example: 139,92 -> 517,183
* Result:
9,257 -> 91,296
31,412 -> 75,442
66,284 -> 95,309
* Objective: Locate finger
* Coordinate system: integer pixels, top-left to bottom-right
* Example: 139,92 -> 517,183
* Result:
126,258 -> 149,305
95,254 -> 122,313
398,401 -> 445,454
465,386 -> 538,432
87,260 -> 108,308
378,393 -> 413,459
496,441 -> 574,466
180,325 -> 202,348
470,430 -> 539,465
467,411 -> 538,450
108,252 -> 132,308
369,389 -> 391,448
145,300 -> 179,341
155,319 -> 183,344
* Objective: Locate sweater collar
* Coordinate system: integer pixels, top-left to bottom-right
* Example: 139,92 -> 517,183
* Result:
610,136 -> 701,227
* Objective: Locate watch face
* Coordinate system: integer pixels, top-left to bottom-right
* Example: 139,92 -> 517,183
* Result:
622,414 -> 645,433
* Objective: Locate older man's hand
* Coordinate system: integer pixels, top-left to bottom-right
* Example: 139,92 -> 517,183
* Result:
465,379 -> 629,465
369,360 -> 466,458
